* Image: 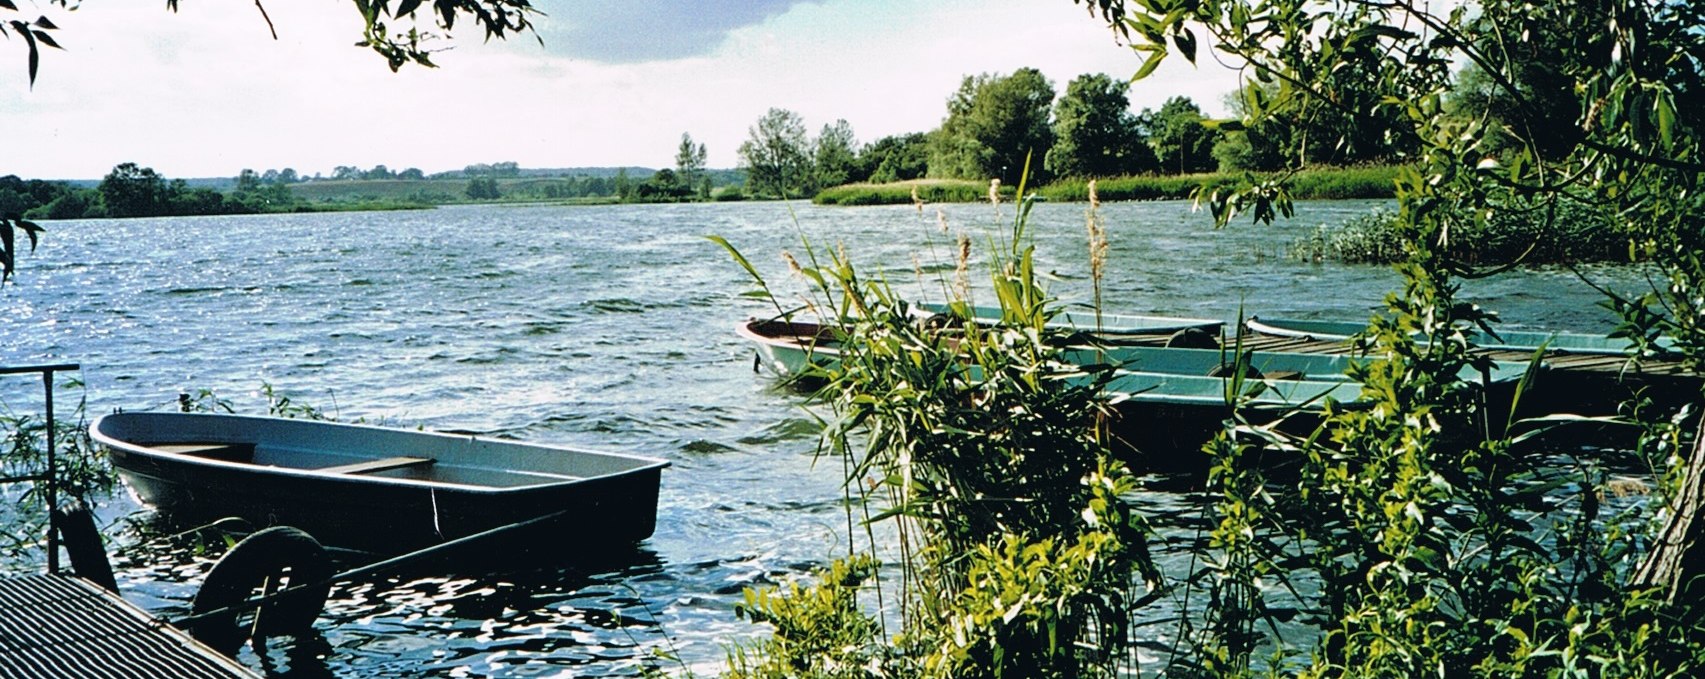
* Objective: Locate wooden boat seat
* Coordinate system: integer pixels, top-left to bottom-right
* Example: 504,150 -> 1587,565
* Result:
316,456 -> 435,475
149,443 -> 255,463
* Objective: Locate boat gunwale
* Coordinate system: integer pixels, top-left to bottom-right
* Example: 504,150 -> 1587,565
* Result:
914,301 -> 1224,336
90,412 -> 670,495
1245,315 -> 1654,357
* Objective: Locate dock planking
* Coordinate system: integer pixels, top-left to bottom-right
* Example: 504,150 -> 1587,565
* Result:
0,573 -> 259,679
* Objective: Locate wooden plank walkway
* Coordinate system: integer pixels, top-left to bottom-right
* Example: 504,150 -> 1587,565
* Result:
0,574 -> 258,679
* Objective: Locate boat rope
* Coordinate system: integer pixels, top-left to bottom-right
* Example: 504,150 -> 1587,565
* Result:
162,506 -> 576,630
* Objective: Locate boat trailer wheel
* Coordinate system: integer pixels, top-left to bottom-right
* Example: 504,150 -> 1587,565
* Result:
189,526 -> 333,653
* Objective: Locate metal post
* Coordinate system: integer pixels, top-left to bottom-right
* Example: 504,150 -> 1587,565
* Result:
43,369 -> 58,575
1,363 -> 78,574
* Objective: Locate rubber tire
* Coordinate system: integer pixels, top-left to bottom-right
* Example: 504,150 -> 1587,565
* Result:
189,526 -> 333,654
54,502 -> 119,593
1165,327 -> 1219,349
1207,362 -> 1264,380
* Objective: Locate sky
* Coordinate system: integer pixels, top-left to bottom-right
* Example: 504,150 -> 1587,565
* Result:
0,0 -> 1244,180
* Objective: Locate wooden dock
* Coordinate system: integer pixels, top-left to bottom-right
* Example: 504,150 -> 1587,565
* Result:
0,573 -> 258,679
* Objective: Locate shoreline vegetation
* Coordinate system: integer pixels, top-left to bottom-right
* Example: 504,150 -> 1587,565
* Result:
813,164 -> 1399,205
6,163 -> 1400,222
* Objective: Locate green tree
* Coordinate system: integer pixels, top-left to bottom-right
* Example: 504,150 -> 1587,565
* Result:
859,133 -> 930,183
97,162 -> 169,218
1143,96 -> 1218,174
612,168 -> 634,202
929,67 -> 1057,184
1046,72 -> 1156,178
674,132 -> 708,198
465,177 -> 501,200
811,119 -> 860,190
235,169 -> 263,193
737,108 -> 811,198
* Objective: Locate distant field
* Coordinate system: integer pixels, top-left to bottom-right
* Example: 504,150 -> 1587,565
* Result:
290,179 -> 486,204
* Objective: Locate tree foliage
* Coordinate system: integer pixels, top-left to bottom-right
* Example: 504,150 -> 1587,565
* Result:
1072,0 -> 1705,674
674,132 -> 709,198
859,133 -> 930,183
929,68 -> 1057,184
1142,96 -> 1218,174
0,214 -> 42,284
98,163 -> 169,219
811,119 -> 860,190
2,0 -> 540,85
738,108 -> 812,199
1046,73 -> 1155,178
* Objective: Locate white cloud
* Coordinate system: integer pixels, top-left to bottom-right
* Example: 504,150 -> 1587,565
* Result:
0,0 -> 1241,179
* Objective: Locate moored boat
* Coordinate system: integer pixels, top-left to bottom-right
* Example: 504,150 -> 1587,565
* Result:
92,412 -> 669,555
737,318 -> 841,379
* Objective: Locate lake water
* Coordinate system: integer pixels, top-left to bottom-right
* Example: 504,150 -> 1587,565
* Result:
0,200 -> 1648,676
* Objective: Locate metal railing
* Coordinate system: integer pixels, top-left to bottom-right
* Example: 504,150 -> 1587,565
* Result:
0,362 -> 81,573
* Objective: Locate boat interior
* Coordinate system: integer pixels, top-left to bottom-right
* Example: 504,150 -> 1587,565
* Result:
140,442 -> 585,489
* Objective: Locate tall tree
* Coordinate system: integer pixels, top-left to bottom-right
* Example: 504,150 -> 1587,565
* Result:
929,68 -> 1057,184
1143,96 -> 1218,174
98,162 -> 169,218
1046,73 -> 1156,178
674,132 -> 708,197
812,119 -> 860,190
235,169 -> 263,193
737,108 -> 811,199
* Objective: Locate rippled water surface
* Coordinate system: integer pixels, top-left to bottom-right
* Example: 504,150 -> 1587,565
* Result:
0,200 -> 1649,676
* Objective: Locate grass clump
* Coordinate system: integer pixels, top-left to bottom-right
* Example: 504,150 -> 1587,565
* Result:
717,169 -> 1153,678
812,178 -> 1010,205
1038,165 -> 1400,203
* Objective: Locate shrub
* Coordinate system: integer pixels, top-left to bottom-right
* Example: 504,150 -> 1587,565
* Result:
1307,203 -> 1631,265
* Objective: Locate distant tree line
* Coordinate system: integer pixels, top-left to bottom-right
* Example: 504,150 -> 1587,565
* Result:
1,163 -> 300,219
735,66 -> 1423,195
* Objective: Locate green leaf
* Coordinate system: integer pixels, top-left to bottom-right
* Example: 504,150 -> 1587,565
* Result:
705,235 -> 763,284
32,30 -> 60,50
1132,50 -> 1167,80
395,0 -> 424,18
17,20 -> 39,86
1173,27 -> 1198,63
1654,91 -> 1675,146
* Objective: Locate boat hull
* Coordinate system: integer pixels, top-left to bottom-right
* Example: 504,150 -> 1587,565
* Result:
93,413 -> 668,556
